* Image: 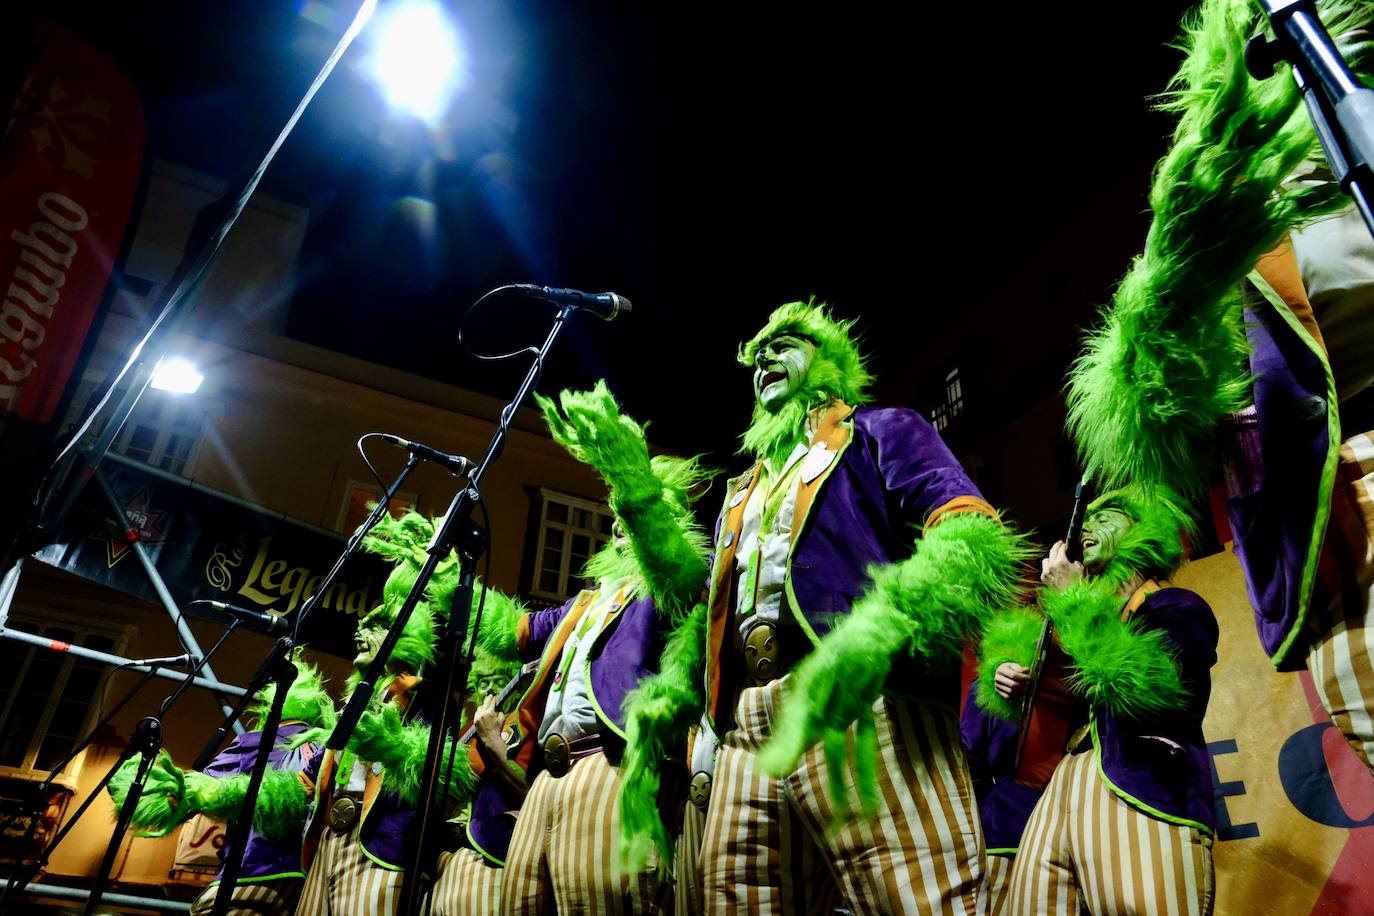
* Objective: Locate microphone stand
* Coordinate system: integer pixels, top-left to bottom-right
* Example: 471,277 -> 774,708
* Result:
321,303 -> 575,916
0,622 -> 239,914
1012,476 -> 1090,775
206,454 -> 421,916
1249,0 -> 1374,240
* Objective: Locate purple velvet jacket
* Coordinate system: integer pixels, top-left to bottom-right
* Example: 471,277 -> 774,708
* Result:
203,722 -> 315,881
964,587 -> 1220,843
1226,278 -> 1339,669
300,679 -> 449,871
705,405 -> 992,727
465,585 -> 665,863
514,585 -> 663,744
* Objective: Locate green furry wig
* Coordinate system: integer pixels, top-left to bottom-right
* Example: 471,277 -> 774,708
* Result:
1087,484 -> 1196,590
248,658 -> 336,731
738,299 -> 875,468
359,513 -> 440,676
1064,0 -> 1370,500
364,506 -> 533,688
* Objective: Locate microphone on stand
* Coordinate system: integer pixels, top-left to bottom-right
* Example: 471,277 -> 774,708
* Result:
190,600 -> 291,636
511,285 -> 633,321
376,434 -> 473,477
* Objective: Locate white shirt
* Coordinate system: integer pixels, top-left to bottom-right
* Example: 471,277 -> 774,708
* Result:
733,413 -> 839,636
1290,201 -> 1374,402
537,578 -> 635,744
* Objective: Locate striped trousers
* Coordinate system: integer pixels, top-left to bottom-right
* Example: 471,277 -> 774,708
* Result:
294,820 -> 404,916
975,854 -> 1012,916
191,878 -> 303,916
502,750 -> 668,914
1307,430 -> 1374,772
1004,748 -> 1213,916
675,798 -> 707,916
700,677 -> 983,915
430,847 -> 503,916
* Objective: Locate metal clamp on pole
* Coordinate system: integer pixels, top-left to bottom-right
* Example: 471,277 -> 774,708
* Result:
1250,0 -> 1374,240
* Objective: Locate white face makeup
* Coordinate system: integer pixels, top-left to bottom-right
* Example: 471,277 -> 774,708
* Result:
353,617 -> 388,670
752,332 -> 818,411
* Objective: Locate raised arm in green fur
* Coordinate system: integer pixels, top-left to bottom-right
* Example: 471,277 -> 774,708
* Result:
975,607 -> 1044,722
349,702 -> 478,808
618,600 -> 708,872
756,512 -> 1033,815
1066,0 -> 1363,498
536,381 -> 711,617
1042,581 -> 1187,720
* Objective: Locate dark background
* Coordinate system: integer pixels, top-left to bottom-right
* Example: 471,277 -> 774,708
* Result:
15,0 -> 1196,466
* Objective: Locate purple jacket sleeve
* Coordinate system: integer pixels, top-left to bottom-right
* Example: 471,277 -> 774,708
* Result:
518,597 -> 576,661
859,407 -> 986,527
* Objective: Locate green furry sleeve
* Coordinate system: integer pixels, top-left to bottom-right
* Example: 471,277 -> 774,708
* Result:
975,607 -> 1044,722
181,769 -> 309,844
757,513 -> 1033,811
1066,0 -> 1352,498
348,703 -> 478,808
1043,582 -> 1187,719
618,600 -> 707,872
107,750 -> 188,837
536,381 -> 710,616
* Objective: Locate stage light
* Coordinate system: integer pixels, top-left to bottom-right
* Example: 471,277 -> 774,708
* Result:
364,0 -> 467,126
150,357 -> 204,394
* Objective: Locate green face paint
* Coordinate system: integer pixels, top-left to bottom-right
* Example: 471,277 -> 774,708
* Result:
1081,507 -> 1135,575
752,333 -> 818,411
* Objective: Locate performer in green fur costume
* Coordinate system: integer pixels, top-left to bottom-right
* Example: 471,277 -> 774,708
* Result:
969,485 -> 1219,914
1066,0 -> 1374,775
107,658 -> 334,916
287,509 -> 526,916
623,298 -> 1030,912
492,381 -> 713,914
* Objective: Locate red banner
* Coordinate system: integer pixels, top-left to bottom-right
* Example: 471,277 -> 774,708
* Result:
0,19 -> 144,422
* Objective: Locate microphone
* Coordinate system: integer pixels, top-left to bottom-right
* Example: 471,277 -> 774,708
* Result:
127,653 -> 195,669
192,600 -> 291,636
376,434 -> 472,477
512,285 -> 632,321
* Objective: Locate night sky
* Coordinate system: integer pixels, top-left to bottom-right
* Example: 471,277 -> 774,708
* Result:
30,0 -> 1196,461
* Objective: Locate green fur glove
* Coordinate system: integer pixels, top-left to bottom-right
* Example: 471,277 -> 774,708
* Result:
756,513 -> 1032,816
349,703 -> 477,808
975,607 -> 1044,722
536,381 -> 709,615
537,381 -> 660,508
618,601 -> 708,872
107,749 -> 188,838
1043,581 -> 1187,719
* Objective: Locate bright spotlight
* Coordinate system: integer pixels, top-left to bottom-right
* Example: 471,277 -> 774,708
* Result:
150,357 -> 204,394
365,0 -> 467,125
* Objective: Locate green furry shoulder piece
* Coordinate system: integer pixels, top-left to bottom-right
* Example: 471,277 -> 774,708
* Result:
1042,581 -> 1187,719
